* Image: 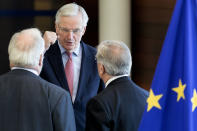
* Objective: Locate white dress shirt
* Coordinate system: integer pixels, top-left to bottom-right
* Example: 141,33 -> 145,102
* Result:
11,67 -> 39,76
58,42 -> 82,102
105,74 -> 129,88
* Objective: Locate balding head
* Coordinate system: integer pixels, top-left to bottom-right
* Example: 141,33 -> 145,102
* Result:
8,28 -> 45,73
96,40 -> 132,76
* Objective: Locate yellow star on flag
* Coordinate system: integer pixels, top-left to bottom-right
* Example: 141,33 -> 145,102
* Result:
172,79 -> 186,102
191,89 -> 197,112
147,89 -> 163,112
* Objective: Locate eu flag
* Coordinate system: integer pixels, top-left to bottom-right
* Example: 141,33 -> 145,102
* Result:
138,0 -> 197,130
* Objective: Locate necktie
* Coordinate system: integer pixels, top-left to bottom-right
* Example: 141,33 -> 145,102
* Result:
65,52 -> 74,96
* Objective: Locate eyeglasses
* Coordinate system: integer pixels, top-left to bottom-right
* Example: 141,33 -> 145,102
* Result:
58,25 -> 82,35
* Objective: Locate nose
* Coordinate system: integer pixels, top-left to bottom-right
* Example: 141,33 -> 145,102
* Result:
66,31 -> 74,39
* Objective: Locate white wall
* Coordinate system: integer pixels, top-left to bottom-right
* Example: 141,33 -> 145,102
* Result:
99,0 -> 131,49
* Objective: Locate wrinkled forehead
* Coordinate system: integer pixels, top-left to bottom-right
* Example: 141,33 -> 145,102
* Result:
57,13 -> 83,28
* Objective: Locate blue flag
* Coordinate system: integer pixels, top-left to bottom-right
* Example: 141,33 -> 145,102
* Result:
138,0 -> 197,130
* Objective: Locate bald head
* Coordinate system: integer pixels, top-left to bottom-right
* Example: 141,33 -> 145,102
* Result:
8,28 -> 45,72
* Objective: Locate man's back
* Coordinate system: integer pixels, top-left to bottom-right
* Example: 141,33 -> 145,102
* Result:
86,76 -> 148,131
0,69 -> 76,131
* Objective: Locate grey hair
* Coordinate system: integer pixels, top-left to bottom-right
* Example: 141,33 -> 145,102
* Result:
96,40 -> 132,76
55,3 -> 89,27
8,28 -> 45,68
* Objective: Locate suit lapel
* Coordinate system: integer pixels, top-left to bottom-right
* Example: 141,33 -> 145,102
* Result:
75,42 -> 94,101
47,42 -> 69,91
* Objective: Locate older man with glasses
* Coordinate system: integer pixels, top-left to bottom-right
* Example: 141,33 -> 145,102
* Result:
41,3 -> 104,131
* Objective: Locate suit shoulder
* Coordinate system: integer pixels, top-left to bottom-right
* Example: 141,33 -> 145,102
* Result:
95,78 -> 148,102
44,42 -> 60,56
86,44 -> 96,51
40,78 -> 71,106
82,41 -> 97,53
0,72 -> 9,79
131,81 -> 149,98
39,77 -> 69,96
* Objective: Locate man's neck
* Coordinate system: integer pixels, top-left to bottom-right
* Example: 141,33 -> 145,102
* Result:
105,74 -> 128,88
102,74 -> 113,85
10,65 -> 40,76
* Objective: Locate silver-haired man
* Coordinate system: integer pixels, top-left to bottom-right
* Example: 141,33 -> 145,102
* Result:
41,3 -> 105,131
0,28 -> 76,131
86,40 -> 148,131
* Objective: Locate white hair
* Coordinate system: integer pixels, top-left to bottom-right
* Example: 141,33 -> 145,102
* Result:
8,28 -> 45,68
55,3 -> 89,27
96,40 -> 132,76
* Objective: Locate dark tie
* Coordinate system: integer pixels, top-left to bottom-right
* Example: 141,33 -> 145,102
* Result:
65,52 -> 74,96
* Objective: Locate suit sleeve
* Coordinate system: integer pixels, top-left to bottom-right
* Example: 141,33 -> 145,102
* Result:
85,98 -> 110,131
53,91 -> 76,131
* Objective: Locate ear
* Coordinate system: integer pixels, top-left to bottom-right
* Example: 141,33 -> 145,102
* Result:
81,26 -> 86,36
39,54 -> 43,67
55,24 -> 59,34
97,63 -> 105,76
101,64 -> 105,74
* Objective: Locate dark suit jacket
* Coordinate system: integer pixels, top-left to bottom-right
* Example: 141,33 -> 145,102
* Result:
40,41 -> 104,131
86,76 -> 148,131
0,69 -> 76,131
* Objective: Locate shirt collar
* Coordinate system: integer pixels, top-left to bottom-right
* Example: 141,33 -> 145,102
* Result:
11,67 -> 39,76
105,74 -> 128,88
58,41 -> 81,56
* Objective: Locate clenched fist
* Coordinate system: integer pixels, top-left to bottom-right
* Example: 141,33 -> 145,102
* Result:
43,31 -> 58,51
